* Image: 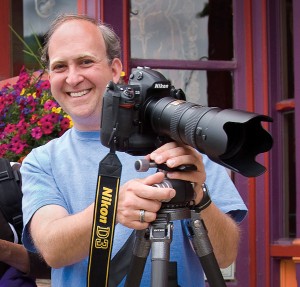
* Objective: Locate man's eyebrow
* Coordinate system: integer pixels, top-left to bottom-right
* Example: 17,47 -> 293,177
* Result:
77,53 -> 98,60
49,59 -> 64,70
76,53 -> 107,63
49,53 -> 105,68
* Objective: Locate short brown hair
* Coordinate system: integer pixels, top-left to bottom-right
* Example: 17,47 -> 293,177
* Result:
41,14 -> 121,68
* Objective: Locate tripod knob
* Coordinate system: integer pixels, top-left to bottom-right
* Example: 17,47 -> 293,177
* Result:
135,159 -> 156,171
135,159 -> 197,172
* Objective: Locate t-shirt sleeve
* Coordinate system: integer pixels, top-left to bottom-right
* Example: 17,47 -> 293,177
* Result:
21,147 -> 68,252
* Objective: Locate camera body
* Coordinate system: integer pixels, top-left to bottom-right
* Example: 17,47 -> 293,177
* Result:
101,67 -> 273,177
101,66 -> 184,155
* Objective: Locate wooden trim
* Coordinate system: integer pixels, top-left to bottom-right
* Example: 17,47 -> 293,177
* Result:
271,239 -> 300,257
77,0 -> 101,19
0,0 -> 11,80
252,0 -> 271,286
280,260 -> 297,287
243,0 -> 256,285
130,59 -> 237,71
122,0 -> 130,78
294,0 -> 300,243
276,99 -> 295,112
271,245 -> 300,257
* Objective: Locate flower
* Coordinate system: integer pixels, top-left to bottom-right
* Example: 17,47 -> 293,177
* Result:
0,66 -> 73,162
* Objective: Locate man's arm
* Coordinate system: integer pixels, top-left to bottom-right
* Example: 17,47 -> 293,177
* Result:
0,239 -> 51,278
148,142 -> 241,268
200,204 -> 240,268
28,172 -> 175,269
0,239 -> 30,274
29,204 -> 94,269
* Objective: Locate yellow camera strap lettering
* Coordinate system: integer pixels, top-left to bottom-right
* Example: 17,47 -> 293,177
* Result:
87,152 -> 122,287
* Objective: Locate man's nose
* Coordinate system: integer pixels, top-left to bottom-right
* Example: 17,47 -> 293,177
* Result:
65,67 -> 84,86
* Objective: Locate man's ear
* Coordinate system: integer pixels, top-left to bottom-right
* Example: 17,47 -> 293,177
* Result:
111,58 -> 123,83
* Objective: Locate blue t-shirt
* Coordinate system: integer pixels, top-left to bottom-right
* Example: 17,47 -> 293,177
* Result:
21,128 -> 247,287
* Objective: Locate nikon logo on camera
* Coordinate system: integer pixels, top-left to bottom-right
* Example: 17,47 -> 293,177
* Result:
154,83 -> 169,89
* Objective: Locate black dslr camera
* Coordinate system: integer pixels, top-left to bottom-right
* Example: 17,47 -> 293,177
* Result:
100,67 -> 273,178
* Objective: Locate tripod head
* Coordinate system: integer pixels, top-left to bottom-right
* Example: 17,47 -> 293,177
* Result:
135,159 -> 196,208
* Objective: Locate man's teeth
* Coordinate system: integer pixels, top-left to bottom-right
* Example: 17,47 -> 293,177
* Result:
69,90 -> 89,97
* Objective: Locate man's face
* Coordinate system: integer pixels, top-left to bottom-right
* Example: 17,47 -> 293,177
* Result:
48,20 -> 121,131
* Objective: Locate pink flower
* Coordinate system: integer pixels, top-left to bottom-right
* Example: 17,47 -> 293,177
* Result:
60,117 -> 71,130
10,141 -> 28,154
30,114 -> 40,124
10,135 -> 22,145
4,123 -> 16,134
40,114 -> 54,125
17,120 -> 30,135
41,122 -> 54,135
31,127 -> 43,139
40,80 -> 50,89
0,144 -> 9,157
44,99 -> 58,110
4,94 -> 14,105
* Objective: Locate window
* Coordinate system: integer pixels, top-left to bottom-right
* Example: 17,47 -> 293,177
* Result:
271,0 -> 296,239
11,0 -> 77,74
130,0 -> 234,109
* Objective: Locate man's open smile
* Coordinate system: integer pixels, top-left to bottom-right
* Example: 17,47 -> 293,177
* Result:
67,89 -> 92,97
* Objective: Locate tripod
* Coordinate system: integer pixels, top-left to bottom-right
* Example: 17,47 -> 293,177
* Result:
124,206 -> 227,287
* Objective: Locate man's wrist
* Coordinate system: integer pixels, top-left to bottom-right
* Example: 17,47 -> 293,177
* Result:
195,183 -> 211,212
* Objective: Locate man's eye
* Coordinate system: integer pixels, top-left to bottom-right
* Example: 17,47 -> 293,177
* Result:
81,59 -> 93,65
52,64 -> 66,71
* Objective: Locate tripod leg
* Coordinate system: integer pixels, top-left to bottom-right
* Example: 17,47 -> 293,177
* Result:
187,210 -> 227,287
124,229 -> 151,287
150,219 -> 173,287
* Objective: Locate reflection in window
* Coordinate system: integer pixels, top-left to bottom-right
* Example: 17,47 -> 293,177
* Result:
12,0 -> 77,71
129,0 -> 233,112
147,69 -> 232,108
130,0 -> 233,61
283,112 -> 295,238
282,0 -> 294,100
280,0 -> 295,238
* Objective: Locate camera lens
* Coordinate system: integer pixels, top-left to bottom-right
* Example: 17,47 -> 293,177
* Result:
145,97 -> 273,177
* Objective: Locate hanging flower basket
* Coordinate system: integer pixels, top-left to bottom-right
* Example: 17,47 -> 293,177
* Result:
0,66 -> 72,162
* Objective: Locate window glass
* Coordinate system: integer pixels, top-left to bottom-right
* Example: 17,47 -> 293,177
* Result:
130,0 -> 233,61
134,69 -> 233,109
281,0 -> 294,100
283,113 -> 295,238
280,0 -> 295,238
12,0 -> 77,72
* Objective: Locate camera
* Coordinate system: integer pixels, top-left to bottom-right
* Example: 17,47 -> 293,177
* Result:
100,67 -> 273,177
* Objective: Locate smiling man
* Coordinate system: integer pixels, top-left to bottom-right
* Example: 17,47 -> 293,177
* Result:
21,14 -> 247,287
46,18 -> 122,131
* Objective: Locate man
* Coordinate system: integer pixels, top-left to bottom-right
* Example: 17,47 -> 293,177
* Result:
0,208 -> 36,287
0,196 -> 50,286
21,14 -> 247,286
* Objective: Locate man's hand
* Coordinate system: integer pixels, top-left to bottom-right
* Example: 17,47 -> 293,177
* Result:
149,142 -> 206,205
117,142 -> 206,229
117,172 -> 175,229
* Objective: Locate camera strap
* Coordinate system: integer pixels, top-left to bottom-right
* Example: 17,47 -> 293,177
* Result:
87,151 -> 122,287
